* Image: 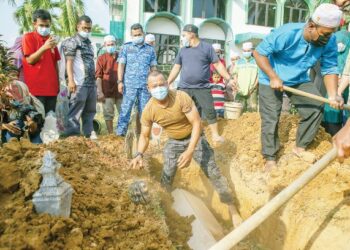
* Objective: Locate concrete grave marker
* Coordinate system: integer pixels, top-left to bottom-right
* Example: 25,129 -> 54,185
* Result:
33,151 -> 74,217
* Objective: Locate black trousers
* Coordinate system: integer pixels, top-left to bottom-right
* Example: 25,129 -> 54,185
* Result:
36,96 -> 57,114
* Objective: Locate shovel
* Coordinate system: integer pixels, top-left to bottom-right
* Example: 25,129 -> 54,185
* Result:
209,147 -> 338,250
283,86 -> 350,110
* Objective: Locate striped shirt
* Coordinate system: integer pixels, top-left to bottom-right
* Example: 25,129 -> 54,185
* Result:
210,82 -> 225,110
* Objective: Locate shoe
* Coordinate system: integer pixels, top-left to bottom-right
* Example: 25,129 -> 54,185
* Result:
90,131 -> 98,140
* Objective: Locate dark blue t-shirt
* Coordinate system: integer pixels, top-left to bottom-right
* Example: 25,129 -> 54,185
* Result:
175,40 -> 219,89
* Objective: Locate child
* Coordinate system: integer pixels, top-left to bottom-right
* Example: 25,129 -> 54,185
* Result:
210,71 -> 226,119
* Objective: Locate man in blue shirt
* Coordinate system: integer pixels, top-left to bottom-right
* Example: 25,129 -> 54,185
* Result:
254,4 -> 344,171
117,23 -> 157,136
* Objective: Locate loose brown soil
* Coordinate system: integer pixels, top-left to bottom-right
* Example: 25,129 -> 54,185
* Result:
0,136 -> 192,250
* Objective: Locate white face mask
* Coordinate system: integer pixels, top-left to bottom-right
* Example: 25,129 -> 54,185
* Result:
37,26 -> 51,37
181,36 -> 190,47
79,31 -> 91,39
338,42 -> 346,53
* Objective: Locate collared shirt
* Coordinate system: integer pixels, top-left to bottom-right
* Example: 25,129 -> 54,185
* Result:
118,42 -> 157,89
95,53 -> 121,98
256,23 -> 338,86
62,34 -> 95,86
234,57 -> 258,96
22,31 -> 61,96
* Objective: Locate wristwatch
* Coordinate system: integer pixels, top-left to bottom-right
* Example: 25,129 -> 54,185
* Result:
133,152 -> 143,159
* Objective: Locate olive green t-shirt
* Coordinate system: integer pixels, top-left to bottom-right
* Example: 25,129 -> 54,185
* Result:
141,90 -> 194,139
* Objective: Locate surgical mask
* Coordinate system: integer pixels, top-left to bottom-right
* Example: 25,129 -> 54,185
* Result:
242,51 -> 252,58
150,86 -> 168,101
311,29 -> 330,47
181,36 -> 190,47
338,42 -> 346,53
106,46 -> 117,54
132,36 -> 144,45
79,31 -> 91,39
37,27 -> 51,37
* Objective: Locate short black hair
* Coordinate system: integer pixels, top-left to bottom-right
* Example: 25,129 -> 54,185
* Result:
131,23 -> 143,32
32,9 -> 51,22
78,15 -> 92,24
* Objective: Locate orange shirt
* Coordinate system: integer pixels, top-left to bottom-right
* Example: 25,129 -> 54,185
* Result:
22,31 -> 60,96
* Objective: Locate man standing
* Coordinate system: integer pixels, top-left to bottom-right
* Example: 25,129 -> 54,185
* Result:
233,42 -> 258,112
254,4 -> 343,171
130,71 -> 242,227
62,15 -> 96,138
117,23 -> 157,136
96,35 -> 122,134
167,24 -> 235,143
22,9 -> 60,114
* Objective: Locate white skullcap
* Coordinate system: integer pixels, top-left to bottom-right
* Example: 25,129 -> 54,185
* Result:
311,4 -> 342,28
104,35 -> 116,43
242,42 -> 253,50
230,50 -> 240,58
212,43 -> 222,50
145,34 -> 155,43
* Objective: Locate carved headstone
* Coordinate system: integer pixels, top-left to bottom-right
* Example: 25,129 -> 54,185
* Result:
32,151 -> 74,217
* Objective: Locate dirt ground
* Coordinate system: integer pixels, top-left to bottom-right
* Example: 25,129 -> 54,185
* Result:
1,112 -> 350,250
147,113 -> 350,250
0,136 -> 192,250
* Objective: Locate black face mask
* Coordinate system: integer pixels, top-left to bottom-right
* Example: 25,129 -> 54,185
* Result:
311,29 -> 330,47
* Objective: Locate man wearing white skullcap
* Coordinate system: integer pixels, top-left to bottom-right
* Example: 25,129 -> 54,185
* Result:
254,3 -> 344,171
232,42 -> 258,112
145,34 -> 155,46
96,34 -> 122,134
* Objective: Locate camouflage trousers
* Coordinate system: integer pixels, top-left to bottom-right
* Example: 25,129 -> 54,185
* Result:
161,135 -> 234,204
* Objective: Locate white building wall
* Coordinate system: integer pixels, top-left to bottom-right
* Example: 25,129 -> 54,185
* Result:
124,0 -> 141,42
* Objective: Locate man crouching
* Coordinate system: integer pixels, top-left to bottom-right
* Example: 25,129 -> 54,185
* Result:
130,70 -> 242,227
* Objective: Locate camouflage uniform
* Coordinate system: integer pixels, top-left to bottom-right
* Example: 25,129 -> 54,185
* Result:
161,135 -> 234,205
116,42 -> 157,136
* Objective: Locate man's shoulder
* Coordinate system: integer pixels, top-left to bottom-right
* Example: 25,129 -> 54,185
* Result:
272,23 -> 304,37
62,35 -> 80,47
23,32 -> 36,40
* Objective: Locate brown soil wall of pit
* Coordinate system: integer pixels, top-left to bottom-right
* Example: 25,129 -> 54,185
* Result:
149,113 -> 350,250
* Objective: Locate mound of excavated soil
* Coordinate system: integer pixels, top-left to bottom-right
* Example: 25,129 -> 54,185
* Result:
0,136 -> 192,250
148,113 -> 350,250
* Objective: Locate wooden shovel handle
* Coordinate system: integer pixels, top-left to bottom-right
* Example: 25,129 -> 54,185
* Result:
283,86 -> 350,111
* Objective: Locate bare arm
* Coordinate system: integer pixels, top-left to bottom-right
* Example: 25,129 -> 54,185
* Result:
185,104 -> 202,153
324,74 -> 344,109
253,50 -> 283,91
338,75 -> 350,96
66,57 -> 76,93
118,63 -> 125,94
177,104 -> 202,169
168,64 -> 181,85
130,125 -> 152,169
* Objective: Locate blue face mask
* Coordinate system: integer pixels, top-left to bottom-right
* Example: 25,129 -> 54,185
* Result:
132,36 -> 144,45
106,46 -> 116,54
151,86 -> 168,101
242,51 -> 252,58
37,27 -> 51,37
79,31 -> 91,39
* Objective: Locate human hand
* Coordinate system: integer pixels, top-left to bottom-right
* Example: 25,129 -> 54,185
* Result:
25,116 -> 38,134
42,36 -> 57,50
118,83 -> 123,94
68,81 -> 77,93
2,121 -> 21,135
130,155 -> 143,169
270,76 -> 283,91
97,92 -> 105,103
177,150 -> 193,169
329,95 -> 344,110
333,122 -> 350,162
